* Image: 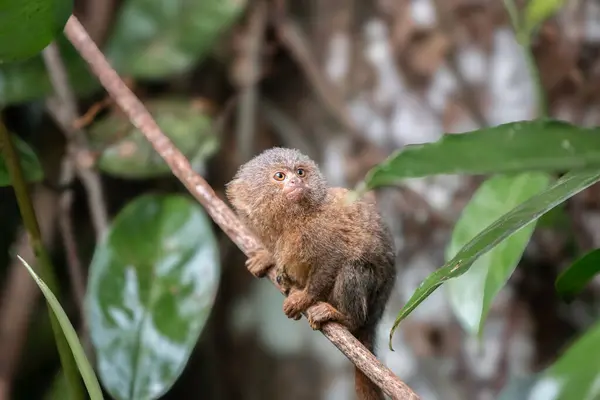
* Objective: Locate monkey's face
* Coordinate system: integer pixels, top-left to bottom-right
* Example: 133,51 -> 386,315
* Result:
226,148 -> 328,217
271,166 -> 311,203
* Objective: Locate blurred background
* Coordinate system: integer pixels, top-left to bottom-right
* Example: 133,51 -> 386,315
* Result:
1,0 -> 599,399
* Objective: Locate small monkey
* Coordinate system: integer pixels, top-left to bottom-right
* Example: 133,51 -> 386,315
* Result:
226,148 -> 396,400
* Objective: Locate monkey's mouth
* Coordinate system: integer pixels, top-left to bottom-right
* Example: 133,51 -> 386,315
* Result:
284,187 -> 305,202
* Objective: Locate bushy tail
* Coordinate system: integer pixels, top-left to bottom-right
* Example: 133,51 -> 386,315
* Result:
355,329 -> 384,400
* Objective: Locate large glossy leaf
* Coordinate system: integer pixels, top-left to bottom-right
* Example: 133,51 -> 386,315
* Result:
446,173 -> 551,335
555,248 -> 600,299
524,0 -> 567,34
527,319 -> 600,400
104,0 -> 246,79
388,169 -> 600,349
88,98 -> 218,179
361,120 -> 600,190
86,194 -> 221,400
0,0 -> 72,63
0,134 -> 43,186
0,34 -> 98,105
17,256 -> 104,400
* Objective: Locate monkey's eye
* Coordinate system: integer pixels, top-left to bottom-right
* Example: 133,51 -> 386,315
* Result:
296,168 -> 305,177
273,172 -> 286,181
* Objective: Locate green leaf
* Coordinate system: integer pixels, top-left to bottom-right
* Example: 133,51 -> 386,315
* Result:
44,371 -> 69,400
361,120 -> 600,191
88,98 -> 219,179
0,0 -> 72,63
388,169 -> 600,349
86,194 -> 221,400
524,0 -> 566,34
17,256 -> 104,400
446,173 -> 551,335
104,0 -> 246,79
0,34 -> 98,105
555,248 -> 600,298
0,134 -> 43,186
529,319 -> 600,400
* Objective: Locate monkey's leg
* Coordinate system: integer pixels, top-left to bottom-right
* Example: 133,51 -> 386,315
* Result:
282,261 -> 338,320
327,263 -> 374,332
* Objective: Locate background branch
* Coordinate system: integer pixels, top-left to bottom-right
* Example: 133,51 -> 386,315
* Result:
64,15 -> 420,400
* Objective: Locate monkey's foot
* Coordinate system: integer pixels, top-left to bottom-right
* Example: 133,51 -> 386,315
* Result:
306,302 -> 347,330
283,289 -> 314,320
245,248 -> 274,277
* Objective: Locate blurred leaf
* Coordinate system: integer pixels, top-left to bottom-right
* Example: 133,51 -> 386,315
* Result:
446,173 -> 551,335
361,120 -> 600,190
44,371 -> 68,400
105,0 -> 246,79
88,98 -> 218,179
555,249 -> 600,298
524,0 -> 566,34
0,134 -> 43,186
0,0 -> 72,63
527,319 -> 600,400
497,374 -> 541,400
86,194 -> 221,400
537,203 -> 570,229
389,169 -> 600,349
0,34 -> 98,105
17,256 -> 104,400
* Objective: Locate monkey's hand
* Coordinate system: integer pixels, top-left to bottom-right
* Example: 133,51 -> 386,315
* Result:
245,248 -> 274,277
283,288 -> 314,320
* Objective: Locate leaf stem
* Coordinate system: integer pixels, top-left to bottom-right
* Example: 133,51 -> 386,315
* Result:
503,0 -> 549,118
0,120 -> 83,399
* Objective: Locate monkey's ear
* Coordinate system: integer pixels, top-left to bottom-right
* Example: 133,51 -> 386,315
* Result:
225,179 -> 251,216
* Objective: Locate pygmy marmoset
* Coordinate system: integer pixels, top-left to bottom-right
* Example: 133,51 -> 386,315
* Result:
226,147 -> 397,400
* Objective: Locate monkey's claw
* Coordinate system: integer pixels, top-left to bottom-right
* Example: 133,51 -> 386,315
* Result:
245,248 -> 274,277
283,289 -> 313,320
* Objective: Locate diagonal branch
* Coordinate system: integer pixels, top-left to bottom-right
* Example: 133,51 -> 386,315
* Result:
63,15 -> 419,400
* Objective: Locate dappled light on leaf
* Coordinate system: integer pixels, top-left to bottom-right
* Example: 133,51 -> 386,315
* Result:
105,0 -> 247,78
86,194 -> 221,400
88,98 -> 218,179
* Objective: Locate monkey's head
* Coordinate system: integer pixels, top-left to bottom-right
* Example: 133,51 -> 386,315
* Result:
226,148 -> 328,221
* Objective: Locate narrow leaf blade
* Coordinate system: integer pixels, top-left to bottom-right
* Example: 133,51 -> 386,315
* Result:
17,256 -> 104,400
446,173 -> 551,335
0,134 -> 43,186
362,120 -> 600,190
555,248 -> 600,298
389,169 -> 600,348
525,0 -> 567,34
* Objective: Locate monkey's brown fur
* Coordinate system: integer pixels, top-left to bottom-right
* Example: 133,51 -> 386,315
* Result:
226,148 -> 396,400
